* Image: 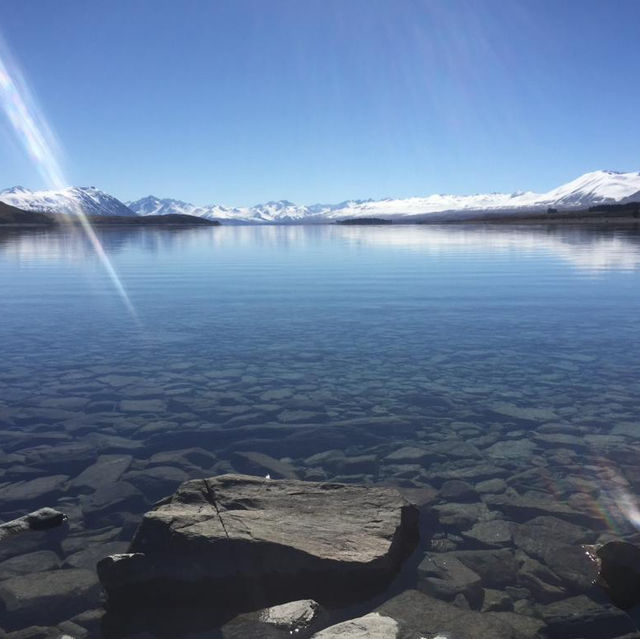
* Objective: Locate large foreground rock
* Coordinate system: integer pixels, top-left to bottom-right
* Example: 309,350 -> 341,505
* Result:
98,474 -> 418,611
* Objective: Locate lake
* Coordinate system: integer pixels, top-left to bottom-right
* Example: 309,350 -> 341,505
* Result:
1,223 -> 640,636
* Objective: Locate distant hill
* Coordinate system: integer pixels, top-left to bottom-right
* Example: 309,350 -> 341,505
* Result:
0,201 -> 54,225
0,202 -> 219,228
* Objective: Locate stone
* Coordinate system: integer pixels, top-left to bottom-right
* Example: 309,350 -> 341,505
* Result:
98,474 -> 419,610
0,509 -> 67,542
481,588 -> 513,612
418,553 -> 482,605
56,621 -> 88,638
122,466 -> 190,502
486,440 -> 537,460
69,455 -> 132,492
451,549 -> 519,588
476,478 -> 508,494
433,502 -> 493,529
512,516 -> 591,561
463,520 -> 513,547
538,595 -> 636,638
544,545 -> 599,591
147,447 -> 216,469
119,399 -> 167,413
439,480 -> 478,502
232,451 -> 299,479
517,554 -> 566,603
80,482 -> 146,524
259,599 -> 319,630
64,541 -> 129,570
0,551 -> 61,580
384,447 -> 430,464
485,494 -> 597,527
486,612 -> 547,637
596,541 -> 640,609
311,612 -> 398,638
375,589 -> 519,638
2,477 -> 68,509
0,569 -> 101,630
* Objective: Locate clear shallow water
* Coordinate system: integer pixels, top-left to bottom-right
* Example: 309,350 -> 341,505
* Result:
1,223 -> 640,635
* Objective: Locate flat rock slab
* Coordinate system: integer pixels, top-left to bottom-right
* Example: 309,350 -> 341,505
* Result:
0,568 -> 101,630
98,474 -> 418,611
312,612 -> 399,638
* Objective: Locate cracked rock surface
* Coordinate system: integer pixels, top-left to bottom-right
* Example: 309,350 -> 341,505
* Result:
97,474 -> 419,612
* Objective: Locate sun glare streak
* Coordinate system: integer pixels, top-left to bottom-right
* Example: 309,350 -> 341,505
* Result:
0,35 -> 138,322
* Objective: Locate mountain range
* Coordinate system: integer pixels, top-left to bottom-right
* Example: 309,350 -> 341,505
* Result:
1,170 -> 639,224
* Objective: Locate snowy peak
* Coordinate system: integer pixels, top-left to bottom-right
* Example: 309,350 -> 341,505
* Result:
0,185 -> 136,217
3,170 -> 640,222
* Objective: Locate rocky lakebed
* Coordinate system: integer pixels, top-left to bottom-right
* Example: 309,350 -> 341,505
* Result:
2,225 -> 640,637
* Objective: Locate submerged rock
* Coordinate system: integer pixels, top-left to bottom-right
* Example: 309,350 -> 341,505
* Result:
0,508 -> 67,543
0,568 -> 101,630
259,599 -> 319,630
311,612 -> 398,638
98,474 -> 418,611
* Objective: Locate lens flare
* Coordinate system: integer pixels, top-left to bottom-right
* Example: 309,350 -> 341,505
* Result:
0,34 -> 138,321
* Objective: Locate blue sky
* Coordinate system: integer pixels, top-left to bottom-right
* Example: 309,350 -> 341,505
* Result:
0,0 -> 639,206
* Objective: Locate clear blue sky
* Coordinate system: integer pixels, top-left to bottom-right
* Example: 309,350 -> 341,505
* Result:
0,0 -> 638,206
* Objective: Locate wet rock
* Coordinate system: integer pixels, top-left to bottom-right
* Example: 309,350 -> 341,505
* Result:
418,553 -> 482,605
0,551 -> 61,580
489,403 -> 557,423
80,482 -> 146,524
147,447 -> 216,470
486,440 -> 537,460
3,626 -> 62,639
0,569 -> 101,630
485,493 -> 598,527
69,455 -> 132,492
439,480 -> 478,502
517,554 -> 566,603
476,478 -> 508,494
538,594 -> 636,638
64,541 -> 129,570
98,474 -> 419,610
433,502 -> 493,529
233,451 -> 299,479
122,466 -> 190,502
259,599 -> 319,630
20,444 -> 95,474
486,612 -> 547,637
384,447 -> 431,464
462,520 -> 513,548
0,508 -> 67,542
544,545 -> 599,591
375,589 -> 520,638
481,588 -> 513,612
429,439 -> 482,460
2,477 -> 68,509
512,516 -> 591,561
119,399 -> 167,413
56,620 -> 88,638
596,541 -> 640,609
451,549 -> 519,588
311,612 -> 398,638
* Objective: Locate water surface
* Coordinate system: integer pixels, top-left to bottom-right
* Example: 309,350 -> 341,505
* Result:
1,224 -> 640,635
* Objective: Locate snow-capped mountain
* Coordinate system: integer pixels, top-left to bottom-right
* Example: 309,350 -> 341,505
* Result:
127,170 -> 640,223
0,186 -> 137,217
3,170 -> 640,223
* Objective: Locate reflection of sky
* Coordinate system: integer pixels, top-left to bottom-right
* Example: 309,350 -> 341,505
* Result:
2,225 -> 640,274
